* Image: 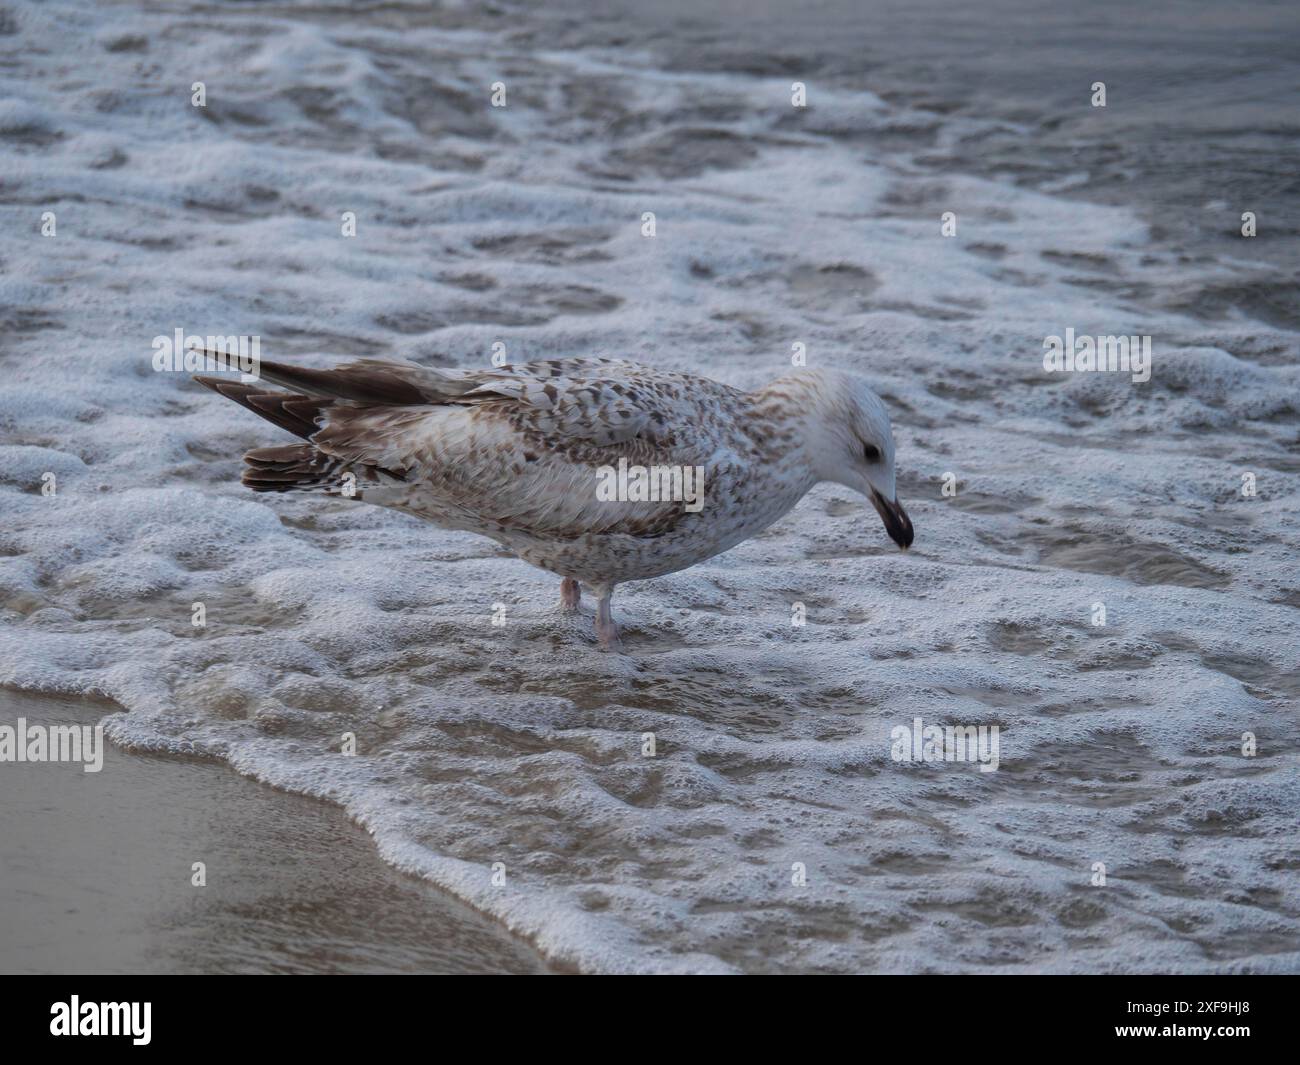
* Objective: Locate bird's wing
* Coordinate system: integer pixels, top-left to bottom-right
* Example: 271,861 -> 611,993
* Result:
252,357 -> 746,539
249,356 -> 481,405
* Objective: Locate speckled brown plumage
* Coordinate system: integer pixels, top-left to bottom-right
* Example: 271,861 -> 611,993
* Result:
195,355 -> 911,650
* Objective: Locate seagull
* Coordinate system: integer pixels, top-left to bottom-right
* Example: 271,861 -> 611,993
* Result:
195,356 -> 912,650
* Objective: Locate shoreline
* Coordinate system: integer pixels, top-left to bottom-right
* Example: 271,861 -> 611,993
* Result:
0,690 -> 552,975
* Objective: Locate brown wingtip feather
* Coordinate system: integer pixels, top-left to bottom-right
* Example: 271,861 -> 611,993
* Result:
193,351 -> 479,406
193,375 -> 331,440
252,359 -> 431,405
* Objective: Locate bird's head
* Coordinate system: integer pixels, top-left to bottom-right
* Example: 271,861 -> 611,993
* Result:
800,370 -> 913,550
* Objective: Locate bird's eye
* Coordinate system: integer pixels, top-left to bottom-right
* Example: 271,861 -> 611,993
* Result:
863,443 -> 882,463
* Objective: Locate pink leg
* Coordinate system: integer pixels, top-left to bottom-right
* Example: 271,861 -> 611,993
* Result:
560,577 -> 581,613
594,586 -> 622,652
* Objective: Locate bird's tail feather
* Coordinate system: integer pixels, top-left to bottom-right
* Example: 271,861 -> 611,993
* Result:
194,375 -> 409,496
241,444 -> 396,495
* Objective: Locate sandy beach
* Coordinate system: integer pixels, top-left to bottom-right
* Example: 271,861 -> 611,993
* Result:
0,691 -> 549,974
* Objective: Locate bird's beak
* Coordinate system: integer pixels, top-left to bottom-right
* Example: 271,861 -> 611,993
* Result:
869,488 -> 914,550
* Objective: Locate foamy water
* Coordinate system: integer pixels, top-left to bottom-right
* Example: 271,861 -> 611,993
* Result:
2,0 -> 1299,972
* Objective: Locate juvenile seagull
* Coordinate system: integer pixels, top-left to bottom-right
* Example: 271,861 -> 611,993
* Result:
195,357 -> 912,650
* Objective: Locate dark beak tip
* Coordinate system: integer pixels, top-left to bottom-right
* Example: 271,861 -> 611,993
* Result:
871,490 -> 913,551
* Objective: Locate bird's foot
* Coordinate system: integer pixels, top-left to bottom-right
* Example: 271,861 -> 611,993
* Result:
595,615 -> 623,653
560,577 -> 581,614
594,588 -> 622,652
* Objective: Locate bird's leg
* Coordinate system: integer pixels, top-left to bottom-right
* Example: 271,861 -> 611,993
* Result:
559,577 -> 581,613
594,586 -> 622,652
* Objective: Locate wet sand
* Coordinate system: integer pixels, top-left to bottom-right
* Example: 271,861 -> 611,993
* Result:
0,691 -> 550,974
